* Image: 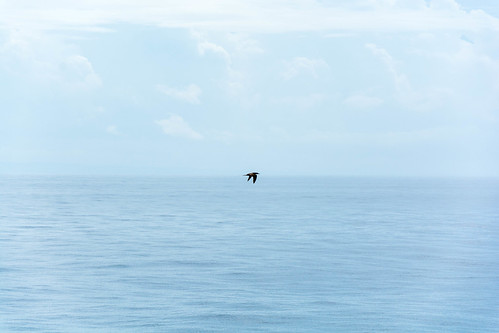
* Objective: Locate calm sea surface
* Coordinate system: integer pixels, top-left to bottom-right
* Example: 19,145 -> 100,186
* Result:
1,176 -> 498,332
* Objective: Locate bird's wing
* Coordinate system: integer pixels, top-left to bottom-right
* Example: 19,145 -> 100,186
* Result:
252,174 -> 257,183
247,175 -> 251,181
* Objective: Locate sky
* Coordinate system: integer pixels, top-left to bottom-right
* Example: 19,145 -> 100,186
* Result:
1,0 -> 498,177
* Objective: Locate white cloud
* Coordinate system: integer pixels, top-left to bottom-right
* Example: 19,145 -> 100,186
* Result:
366,43 -> 410,92
191,32 -> 262,103
156,115 -> 203,140
63,55 -> 102,89
156,84 -> 202,104
1,0 -> 498,33
192,31 -> 232,63
419,37 -> 499,119
362,0 -> 399,9
430,0 -> 461,11
227,33 -> 264,56
365,43 -> 417,104
343,94 -> 384,108
197,40 -> 231,63
367,34 -> 499,115
365,42 -> 457,111
1,30 -> 101,89
106,125 -> 119,135
282,57 -> 329,80
440,38 -> 499,71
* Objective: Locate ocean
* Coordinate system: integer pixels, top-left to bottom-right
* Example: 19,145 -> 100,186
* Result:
1,176 -> 498,332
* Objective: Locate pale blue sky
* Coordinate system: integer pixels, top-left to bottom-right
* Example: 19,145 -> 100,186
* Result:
1,0 -> 498,176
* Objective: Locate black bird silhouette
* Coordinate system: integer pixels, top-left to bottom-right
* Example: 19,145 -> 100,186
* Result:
244,172 -> 259,183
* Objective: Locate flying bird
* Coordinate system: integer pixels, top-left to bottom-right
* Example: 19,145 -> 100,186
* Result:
244,172 -> 259,183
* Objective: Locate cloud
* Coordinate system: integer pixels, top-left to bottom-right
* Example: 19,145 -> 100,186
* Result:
192,31 -> 232,64
156,115 -> 203,140
415,36 -> 499,118
429,0 -> 461,11
156,84 -> 202,104
366,35 -> 499,114
197,40 -> 231,63
1,30 -> 101,89
343,94 -> 383,108
282,57 -> 328,80
366,43 -> 410,92
2,0 -> 498,33
365,43 -> 419,105
63,55 -> 102,89
106,125 -> 119,135
227,33 -> 264,56
365,42 -> 456,111
191,32 -> 261,103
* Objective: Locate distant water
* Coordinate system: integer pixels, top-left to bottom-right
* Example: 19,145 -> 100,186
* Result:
1,176 -> 498,332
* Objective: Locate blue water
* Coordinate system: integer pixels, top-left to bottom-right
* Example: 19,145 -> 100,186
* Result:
1,176 -> 498,332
